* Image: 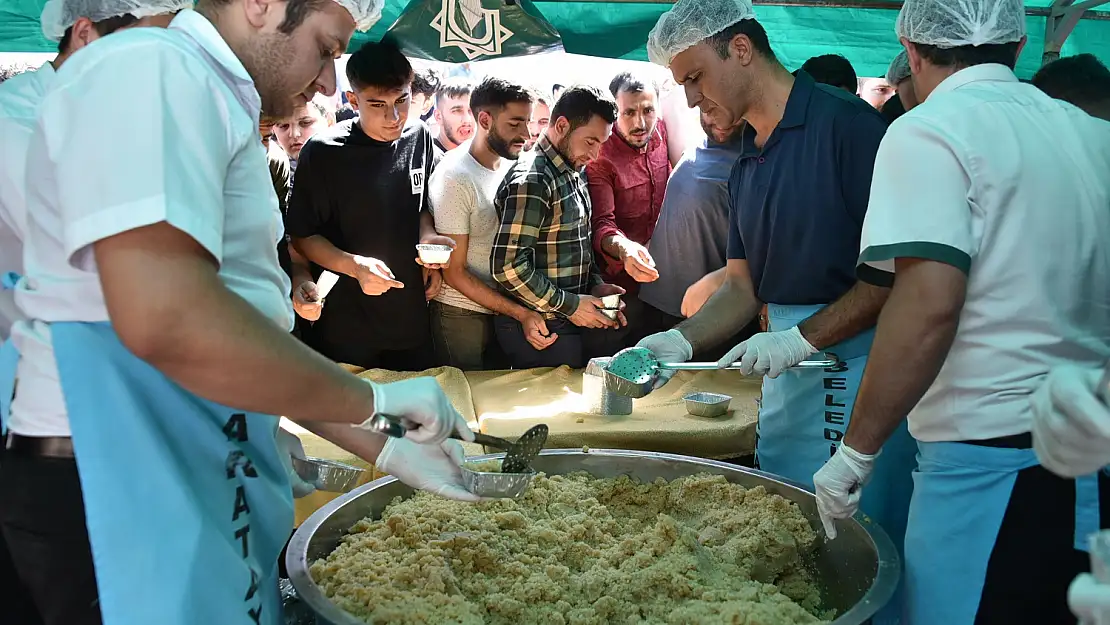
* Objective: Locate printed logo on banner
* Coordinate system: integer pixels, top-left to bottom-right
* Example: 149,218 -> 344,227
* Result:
430,0 -> 514,60
411,167 -> 426,195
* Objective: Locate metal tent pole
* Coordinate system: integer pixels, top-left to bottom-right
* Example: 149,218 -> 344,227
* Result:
1043,0 -> 1110,65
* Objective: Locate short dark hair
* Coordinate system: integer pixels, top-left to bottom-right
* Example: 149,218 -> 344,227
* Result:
435,77 -> 474,107
346,39 -> 413,92
880,93 -> 906,123
608,71 -> 658,97
335,103 -> 357,123
1032,54 -> 1110,118
200,0 -> 329,36
707,19 -> 774,60
58,13 -> 139,53
551,84 -> 618,132
470,77 -> 533,116
908,41 -> 1021,71
800,54 -> 858,93
412,68 -> 441,98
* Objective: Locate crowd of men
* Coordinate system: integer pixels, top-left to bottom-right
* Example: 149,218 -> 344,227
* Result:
2,0 -> 1110,623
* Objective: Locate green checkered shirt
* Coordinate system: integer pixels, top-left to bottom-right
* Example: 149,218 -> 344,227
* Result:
491,135 -> 604,317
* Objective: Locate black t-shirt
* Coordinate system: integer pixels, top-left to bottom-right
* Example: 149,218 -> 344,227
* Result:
286,119 -> 439,351
433,136 -> 448,157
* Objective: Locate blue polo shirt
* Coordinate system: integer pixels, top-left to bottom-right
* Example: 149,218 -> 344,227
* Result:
727,71 -> 887,305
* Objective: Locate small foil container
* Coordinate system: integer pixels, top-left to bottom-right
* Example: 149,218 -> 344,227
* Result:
600,294 -> 621,320
416,244 -> 452,265
291,456 -> 366,493
461,465 -> 536,498
584,357 -> 633,415
684,392 -> 732,418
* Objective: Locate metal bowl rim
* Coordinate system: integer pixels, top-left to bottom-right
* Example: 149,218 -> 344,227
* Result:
286,448 -> 900,625
683,392 -> 733,405
294,456 -> 365,472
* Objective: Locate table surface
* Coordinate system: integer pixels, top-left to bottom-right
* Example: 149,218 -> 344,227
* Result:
287,365 -> 762,525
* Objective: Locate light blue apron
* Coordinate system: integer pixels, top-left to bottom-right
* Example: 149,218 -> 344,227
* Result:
760,303 -> 917,625
0,271 -> 21,435
46,322 -> 293,625
903,440 -> 1101,625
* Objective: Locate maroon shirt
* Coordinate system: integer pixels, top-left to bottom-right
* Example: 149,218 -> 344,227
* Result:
586,119 -> 671,293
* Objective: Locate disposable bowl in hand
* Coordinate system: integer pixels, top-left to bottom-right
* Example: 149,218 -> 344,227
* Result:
291,456 -> 366,493
684,392 -> 732,417
600,294 -> 621,320
461,463 -> 535,499
416,244 -> 452,265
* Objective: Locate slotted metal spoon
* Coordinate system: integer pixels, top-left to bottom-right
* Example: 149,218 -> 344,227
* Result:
365,414 -> 548,473
603,346 -> 840,398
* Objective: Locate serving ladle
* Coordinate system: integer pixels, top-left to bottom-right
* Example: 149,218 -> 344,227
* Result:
365,414 -> 548,474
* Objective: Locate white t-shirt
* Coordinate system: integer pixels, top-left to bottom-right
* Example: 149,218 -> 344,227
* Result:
428,143 -> 510,314
0,62 -> 54,340
9,9 -> 294,437
859,64 -> 1110,443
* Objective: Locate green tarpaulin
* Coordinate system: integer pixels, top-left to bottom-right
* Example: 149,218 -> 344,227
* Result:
1,0 -> 1107,77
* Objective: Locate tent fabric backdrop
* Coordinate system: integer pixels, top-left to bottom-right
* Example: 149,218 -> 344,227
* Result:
1,0 -> 1107,77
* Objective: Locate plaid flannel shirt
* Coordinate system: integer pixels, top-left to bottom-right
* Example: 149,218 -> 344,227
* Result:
491,135 -> 604,317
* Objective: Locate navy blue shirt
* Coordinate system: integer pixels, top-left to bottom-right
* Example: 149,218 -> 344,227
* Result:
727,71 -> 887,305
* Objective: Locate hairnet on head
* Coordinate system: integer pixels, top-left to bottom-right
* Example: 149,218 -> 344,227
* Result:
886,50 -> 911,84
895,0 -> 1025,48
333,0 -> 385,32
40,0 -> 192,42
647,0 -> 756,67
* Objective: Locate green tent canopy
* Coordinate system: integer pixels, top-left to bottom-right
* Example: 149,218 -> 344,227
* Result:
1,0 -> 1106,77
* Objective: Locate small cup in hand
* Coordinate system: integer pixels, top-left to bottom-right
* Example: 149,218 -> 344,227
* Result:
416,244 -> 453,265
600,294 -> 621,320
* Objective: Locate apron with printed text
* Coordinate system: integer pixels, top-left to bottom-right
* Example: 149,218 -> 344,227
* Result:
42,322 -> 292,625
903,441 -> 1101,624
759,303 -> 917,625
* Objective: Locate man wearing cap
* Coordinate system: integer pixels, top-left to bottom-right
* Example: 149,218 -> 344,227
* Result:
812,0 -> 1110,621
1,0 -> 482,623
886,50 -> 918,112
639,2 -> 915,622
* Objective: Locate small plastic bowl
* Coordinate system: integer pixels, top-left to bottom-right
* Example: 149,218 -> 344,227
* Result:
416,244 -> 453,265
461,463 -> 536,499
291,456 -> 366,493
600,294 -> 621,320
684,392 -> 732,418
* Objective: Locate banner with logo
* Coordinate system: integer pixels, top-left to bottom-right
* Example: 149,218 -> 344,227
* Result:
385,0 -> 562,63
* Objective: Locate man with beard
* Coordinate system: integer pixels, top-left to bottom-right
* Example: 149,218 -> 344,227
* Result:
525,90 -> 551,151
433,77 -> 475,154
491,85 -> 626,369
640,1 -> 914,622
4,2 -> 478,622
585,71 -> 668,348
637,111 -> 760,359
428,77 -> 552,370
289,39 -> 456,371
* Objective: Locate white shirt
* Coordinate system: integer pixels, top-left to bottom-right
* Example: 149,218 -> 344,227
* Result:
0,62 -> 54,340
9,9 -> 294,437
428,143 -> 510,314
859,64 -> 1110,443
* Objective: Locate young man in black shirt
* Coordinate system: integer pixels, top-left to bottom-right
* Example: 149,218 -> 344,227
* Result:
287,40 -> 455,371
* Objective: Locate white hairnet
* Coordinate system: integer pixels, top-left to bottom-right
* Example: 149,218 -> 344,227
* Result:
895,0 -> 1025,48
333,0 -> 385,32
886,50 -> 911,84
40,0 -> 193,42
647,0 -> 756,67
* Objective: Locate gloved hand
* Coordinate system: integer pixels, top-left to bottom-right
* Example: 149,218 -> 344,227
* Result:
356,377 -> 476,445
814,444 -> 878,540
635,329 -> 693,389
376,437 -> 480,502
276,428 -> 316,499
1069,573 -> 1110,625
1032,364 -> 1110,478
717,326 -> 817,378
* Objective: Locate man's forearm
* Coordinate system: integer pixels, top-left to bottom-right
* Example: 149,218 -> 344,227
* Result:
677,275 -> 762,353
844,261 -> 966,454
289,243 -> 313,288
419,210 -> 438,239
294,421 -> 387,465
96,227 -> 376,425
292,235 -> 357,279
798,281 -> 890,350
443,266 -> 531,319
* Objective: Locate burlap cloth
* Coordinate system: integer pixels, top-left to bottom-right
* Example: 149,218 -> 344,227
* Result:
290,365 -> 760,525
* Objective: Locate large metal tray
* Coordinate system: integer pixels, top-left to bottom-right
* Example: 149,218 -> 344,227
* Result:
287,449 -> 900,625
